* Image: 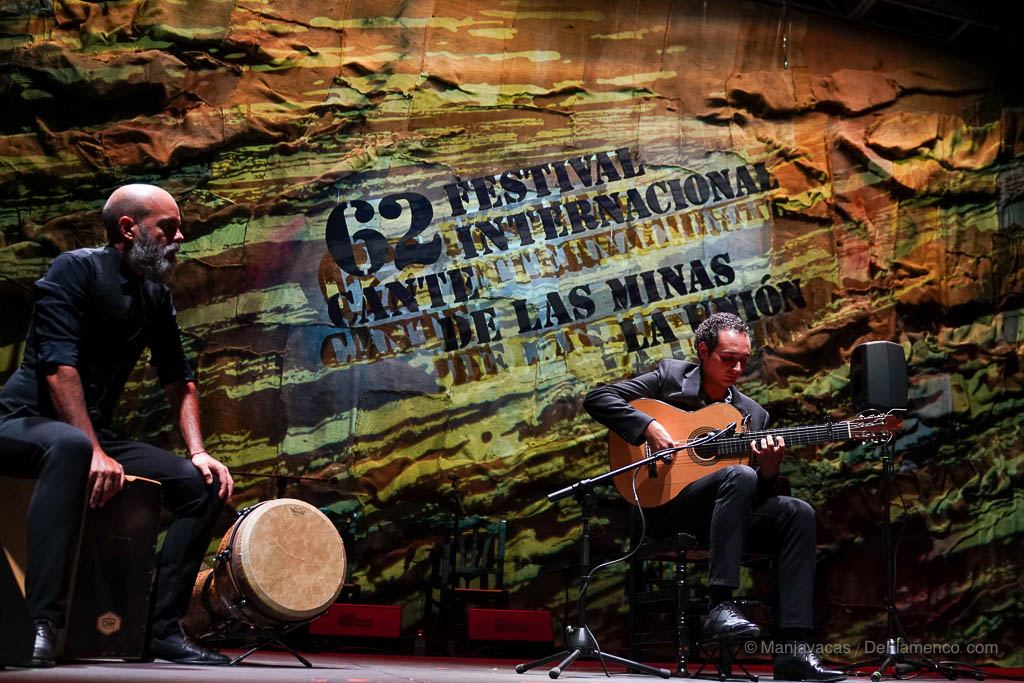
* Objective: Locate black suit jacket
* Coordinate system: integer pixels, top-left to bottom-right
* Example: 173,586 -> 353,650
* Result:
583,358 -> 770,447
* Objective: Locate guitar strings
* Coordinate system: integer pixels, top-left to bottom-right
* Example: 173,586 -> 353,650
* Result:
700,422 -> 856,456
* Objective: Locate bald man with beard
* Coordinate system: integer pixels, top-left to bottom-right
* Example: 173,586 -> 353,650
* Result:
0,185 -> 233,667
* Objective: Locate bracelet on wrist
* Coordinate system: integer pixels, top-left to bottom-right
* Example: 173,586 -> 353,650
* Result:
190,450 -> 207,458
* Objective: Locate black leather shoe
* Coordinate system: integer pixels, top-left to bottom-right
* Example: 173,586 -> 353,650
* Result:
150,629 -> 231,666
701,601 -> 760,642
30,619 -> 56,668
774,642 -> 846,681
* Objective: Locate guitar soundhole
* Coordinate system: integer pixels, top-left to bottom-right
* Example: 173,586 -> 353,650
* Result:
688,428 -> 719,464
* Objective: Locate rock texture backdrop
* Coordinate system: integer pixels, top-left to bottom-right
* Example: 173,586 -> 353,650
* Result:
1,0 -> 1021,663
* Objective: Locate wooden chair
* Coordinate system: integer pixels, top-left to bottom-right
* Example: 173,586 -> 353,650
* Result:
427,516 -> 508,651
317,507 -> 362,602
627,522 -> 772,680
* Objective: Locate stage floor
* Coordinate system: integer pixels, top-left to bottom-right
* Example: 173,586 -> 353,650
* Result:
0,653 -> 1017,683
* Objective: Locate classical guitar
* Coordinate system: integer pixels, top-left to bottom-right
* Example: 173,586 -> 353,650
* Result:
608,399 -> 903,508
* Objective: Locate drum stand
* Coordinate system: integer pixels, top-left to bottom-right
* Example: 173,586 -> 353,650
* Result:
196,607 -> 319,667
226,619 -> 317,667
196,503 -> 322,667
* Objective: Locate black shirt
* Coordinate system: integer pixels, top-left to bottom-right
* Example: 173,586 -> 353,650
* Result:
0,246 -> 194,429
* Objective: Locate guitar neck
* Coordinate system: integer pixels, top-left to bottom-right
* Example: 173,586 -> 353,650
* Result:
708,422 -> 854,456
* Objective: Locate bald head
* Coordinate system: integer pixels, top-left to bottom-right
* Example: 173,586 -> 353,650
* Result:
102,184 -> 177,244
102,184 -> 184,283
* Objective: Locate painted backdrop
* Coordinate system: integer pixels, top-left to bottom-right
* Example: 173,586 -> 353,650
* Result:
1,0 -> 1022,663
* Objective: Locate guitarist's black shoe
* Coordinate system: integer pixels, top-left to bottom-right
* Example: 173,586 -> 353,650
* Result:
150,628 -> 230,665
701,601 -> 760,643
774,642 -> 845,681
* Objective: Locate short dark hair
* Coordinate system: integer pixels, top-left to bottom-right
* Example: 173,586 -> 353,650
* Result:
694,312 -> 750,357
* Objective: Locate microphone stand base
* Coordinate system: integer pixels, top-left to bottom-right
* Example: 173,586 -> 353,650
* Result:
516,625 -> 670,679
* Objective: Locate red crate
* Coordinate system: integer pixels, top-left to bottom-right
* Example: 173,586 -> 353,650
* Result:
467,609 -> 553,642
309,603 -> 402,638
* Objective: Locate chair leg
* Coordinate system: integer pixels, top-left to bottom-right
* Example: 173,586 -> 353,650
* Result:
627,534 -> 700,677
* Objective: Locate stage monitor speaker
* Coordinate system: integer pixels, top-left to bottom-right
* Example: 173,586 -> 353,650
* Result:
467,608 -> 553,643
310,603 -> 402,638
850,341 -> 908,412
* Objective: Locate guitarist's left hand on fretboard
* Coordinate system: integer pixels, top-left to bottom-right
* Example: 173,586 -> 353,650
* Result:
750,433 -> 786,478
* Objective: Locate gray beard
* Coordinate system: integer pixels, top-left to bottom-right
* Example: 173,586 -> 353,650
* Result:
128,230 -> 179,284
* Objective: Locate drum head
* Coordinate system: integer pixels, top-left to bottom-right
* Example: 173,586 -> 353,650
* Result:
233,499 -> 346,622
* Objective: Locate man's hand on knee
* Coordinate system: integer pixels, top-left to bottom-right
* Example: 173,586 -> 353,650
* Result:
190,451 -> 234,501
89,448 -> 125,508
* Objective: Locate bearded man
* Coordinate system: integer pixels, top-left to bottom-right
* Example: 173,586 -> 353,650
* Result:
0,184 -> 233,667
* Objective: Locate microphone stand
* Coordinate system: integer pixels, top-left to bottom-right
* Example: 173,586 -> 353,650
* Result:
516,424 -> 737,680
843,440 -> 983,682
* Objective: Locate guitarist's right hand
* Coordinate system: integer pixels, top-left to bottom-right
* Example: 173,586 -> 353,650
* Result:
644,420 -> 681,453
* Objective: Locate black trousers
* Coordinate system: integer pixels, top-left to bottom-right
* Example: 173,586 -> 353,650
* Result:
0,415 -> 222,640
647,464 -> 816,630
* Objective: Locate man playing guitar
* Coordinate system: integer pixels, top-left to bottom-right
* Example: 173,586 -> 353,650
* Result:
584,312 -> 844,682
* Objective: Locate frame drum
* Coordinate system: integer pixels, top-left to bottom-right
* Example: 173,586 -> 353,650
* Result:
182,498 -> 346,637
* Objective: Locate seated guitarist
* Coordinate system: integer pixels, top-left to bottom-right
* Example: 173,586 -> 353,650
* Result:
583,312 -> 843,682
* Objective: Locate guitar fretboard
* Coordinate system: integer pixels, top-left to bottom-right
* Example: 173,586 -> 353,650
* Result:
695,422 -> 854,457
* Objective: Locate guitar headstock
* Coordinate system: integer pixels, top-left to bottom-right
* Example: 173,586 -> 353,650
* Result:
849,410 -> 904,444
